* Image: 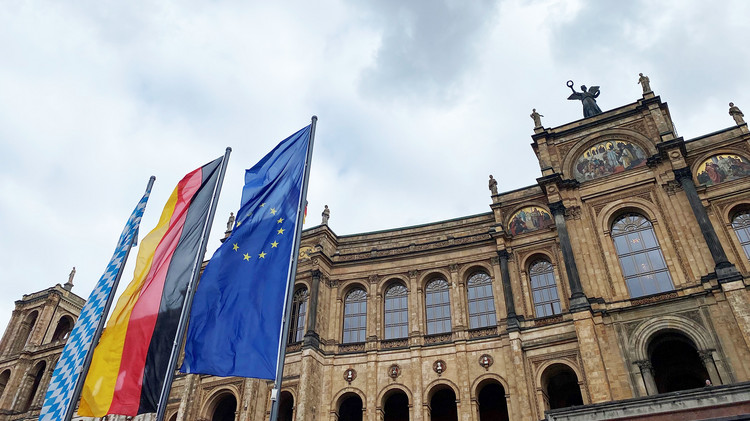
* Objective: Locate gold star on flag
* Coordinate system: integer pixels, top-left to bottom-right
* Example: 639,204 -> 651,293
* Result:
277,218 -> 284,223
260,203 -> 266,207
243,253 -> 251,261
271,241 -> 278,248
259,252 -> 267,258
232,243 -> 239,251
270,208 -> 277,215
236,220 -> 242,227
277,227 -> 285,234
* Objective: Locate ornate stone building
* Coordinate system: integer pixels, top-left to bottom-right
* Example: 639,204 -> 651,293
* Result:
3,84 -> 750,421
0,281 -> 83,420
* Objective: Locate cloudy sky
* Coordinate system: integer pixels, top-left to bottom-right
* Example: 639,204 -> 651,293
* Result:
1,0 -> 748,330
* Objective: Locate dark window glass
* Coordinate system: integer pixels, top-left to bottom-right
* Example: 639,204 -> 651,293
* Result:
732,211 -> 750,261
384,284 -> 408,339
288,287 -> 308,344
529,260 -> 561,317
612,213 -> 674,298
342,288 -> 367,343
466,272 -> 497,329
425,279 -> 451,335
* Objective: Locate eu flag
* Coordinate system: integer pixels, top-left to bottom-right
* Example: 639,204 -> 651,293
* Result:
181,125 -> 312,379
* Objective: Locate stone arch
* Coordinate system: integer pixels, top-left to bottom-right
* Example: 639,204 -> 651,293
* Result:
534,359 -> 584,391
538,362 -> 585,411
597,200 -> 683,296
519,251 -> 557,273
13,310 -> 39,353
723,201 -> 750,224
51,314 -> 74,342
690,148 -> 750,184
377,384 -> 412,421
18,360 -> 46,412
472,374 -> 510,421
458,263 -> 493,283
471,373 -> 509,399
279,389 -> 296,421
629,315 -> 714,362
419,269 -> 452,291
724,202 -> 750,269
504,203 -> 554,236
167,411 -> 178,421
378,276 -> 410,296
338,280 -> 369,301
201,387 -> 240,420
0,369 -> 10,402
331,387 -> 367,420
423,378 -> 461,404
562,128 -> 657,180
377,383 -> 413,407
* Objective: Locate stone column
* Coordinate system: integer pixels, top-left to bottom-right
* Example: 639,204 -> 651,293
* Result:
635,360 -> 657,395
304,270 -> 321,349
497,250 -> 519,331
674,168 -> 742,283
699,350 -> 722,385
549,201 -> 589,310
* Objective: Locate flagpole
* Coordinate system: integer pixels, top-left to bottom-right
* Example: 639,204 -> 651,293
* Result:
155,148 -> 232,421
63,176 -> 156,421
269,116 -> 317,421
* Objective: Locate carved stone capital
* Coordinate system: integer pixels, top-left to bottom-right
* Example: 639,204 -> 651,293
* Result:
496,249 -> 511,260
698,350 -> 715,363
408,269 -> 420,279
673,167 -> 693,181
548,201 -> 566,216
369,274 -> 379,284
449,264 -> 459,273
635,360 -> 653,374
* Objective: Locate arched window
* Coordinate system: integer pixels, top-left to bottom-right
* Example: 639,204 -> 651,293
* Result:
466,272 -> 497,329
529,260 -> 561,317
0,369 -> 10,402
288,287 -> 308,344
13,311 -> 38,353
21,361 -> 45,412
342,288 -> 367,343
52,316 -> 74,342
425,279 -> 452,335
731,210 -> 750,261
611,213 -> 673,298
384,284 -> 408,340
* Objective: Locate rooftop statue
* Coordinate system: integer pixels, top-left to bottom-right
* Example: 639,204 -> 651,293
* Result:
567,80 -> 602,118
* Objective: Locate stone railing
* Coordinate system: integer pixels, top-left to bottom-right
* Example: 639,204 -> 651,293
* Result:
381,338 -> 408,349
338,342 -> 365,353
423,332 -> 452,345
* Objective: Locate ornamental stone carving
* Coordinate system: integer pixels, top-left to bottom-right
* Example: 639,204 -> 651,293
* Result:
433,360 -> 446,376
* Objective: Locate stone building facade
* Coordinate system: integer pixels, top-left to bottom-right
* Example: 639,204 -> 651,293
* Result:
2,86 -> 750,421
0,283 -> 83,420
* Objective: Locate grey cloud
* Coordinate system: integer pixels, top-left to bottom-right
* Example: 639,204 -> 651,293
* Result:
359,0 -> 498,103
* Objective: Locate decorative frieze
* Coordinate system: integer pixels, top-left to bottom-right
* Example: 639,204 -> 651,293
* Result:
336,233 -> 491,262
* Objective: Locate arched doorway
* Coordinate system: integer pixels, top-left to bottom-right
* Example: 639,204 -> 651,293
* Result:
541,364 -> 583,410
476,381 -> 509,421
279,391 -> 294,421
429,387 -> 458,421
338,393 -> 363,421
20,361 -> 45,412
649,332 -> 709,393
383,389 -> 409,421
211,393 -> 237,421
13,311 -> 38,353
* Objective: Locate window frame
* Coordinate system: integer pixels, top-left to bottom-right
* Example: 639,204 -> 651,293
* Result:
466,271 -> 497,329
528,259 -> 562,318
424,278 -> 452,335
383,283 -> 409,340
342,288 -> 368,344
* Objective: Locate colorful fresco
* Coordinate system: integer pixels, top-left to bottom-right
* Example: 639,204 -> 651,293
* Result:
508,206 -> 553,236
573,140 -> 647,182
696,154 -> 750,186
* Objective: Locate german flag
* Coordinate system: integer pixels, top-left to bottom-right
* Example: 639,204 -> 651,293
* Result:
79,157 -> 223,416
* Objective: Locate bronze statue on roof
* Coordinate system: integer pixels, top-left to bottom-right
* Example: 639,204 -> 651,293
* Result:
567,80 -> 602,118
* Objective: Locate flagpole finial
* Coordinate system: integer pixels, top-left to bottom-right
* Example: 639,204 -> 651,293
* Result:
311,115 -> 318,122
226,147 -> 232,153
149,175 -> 156,182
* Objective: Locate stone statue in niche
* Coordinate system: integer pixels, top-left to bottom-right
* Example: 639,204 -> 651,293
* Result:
567,80 -> 602,118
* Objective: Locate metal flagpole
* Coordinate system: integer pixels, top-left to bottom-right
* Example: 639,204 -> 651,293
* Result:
63,176 -> 156,421
155,148 -> 232,421
269,116 -> 318,421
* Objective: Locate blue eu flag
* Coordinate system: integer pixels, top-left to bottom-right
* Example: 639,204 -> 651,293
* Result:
182,125 -> 312,379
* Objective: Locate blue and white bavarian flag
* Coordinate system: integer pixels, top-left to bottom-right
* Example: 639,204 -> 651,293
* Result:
182,124 -> 311,379
39,180 -> 153,421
